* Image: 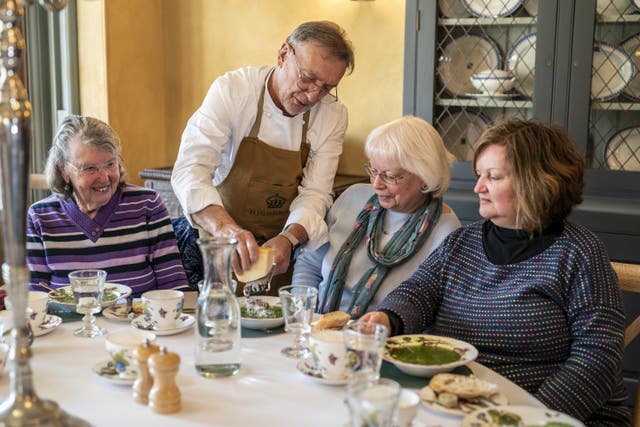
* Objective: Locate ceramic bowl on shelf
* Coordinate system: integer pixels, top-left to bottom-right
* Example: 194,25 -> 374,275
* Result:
470,69 -> 515,95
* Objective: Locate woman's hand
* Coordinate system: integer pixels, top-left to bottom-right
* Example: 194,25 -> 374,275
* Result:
359,311 -> 391,332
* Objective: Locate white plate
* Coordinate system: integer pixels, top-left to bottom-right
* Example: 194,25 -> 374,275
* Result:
506,32 -> 537,98
462,405 -> 585,427
592,42 -> 634,101
238,296 -> 285,330
466,92 -> 517,98
33,314 -> 62,337
522,0 -> 537,16
48,283 -> 132,310
131,313 -> 195,336
438,112 -> 491,162
634,0 -> 640,12
296,358 -> 348,386
438,34 -> 501,97
620,33 -> 640,100
92,360 -> 135,386
383,334 -> 478,377
605,126 -> 640,171
420,384 -> 508,417
597,0 -> 634,15
439,0 -> 472,18
462,0 -> 523,17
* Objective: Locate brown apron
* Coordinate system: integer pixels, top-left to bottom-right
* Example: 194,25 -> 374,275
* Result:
216,70 -> 310,294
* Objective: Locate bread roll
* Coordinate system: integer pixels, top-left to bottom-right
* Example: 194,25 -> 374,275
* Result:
235,247 -> 274,283
428,373 -> 497,399
314,311 -> 350,330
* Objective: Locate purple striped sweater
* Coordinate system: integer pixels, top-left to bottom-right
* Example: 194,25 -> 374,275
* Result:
27,184 -> 188,297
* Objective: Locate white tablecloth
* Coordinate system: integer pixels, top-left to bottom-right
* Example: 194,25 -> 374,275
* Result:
0,316 -> 543,427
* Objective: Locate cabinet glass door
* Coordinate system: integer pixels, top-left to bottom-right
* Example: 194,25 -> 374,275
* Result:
435,0 -> 537,162
588,0 -> 640,173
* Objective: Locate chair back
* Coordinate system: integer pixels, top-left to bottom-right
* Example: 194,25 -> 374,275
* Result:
612,261 -> 640,427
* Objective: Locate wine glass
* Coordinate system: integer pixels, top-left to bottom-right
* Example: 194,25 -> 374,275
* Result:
68,269 -> 107,338
278,285 -> 317,359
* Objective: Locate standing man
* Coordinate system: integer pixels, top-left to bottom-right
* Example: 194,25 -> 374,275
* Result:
171,21 -> 354,287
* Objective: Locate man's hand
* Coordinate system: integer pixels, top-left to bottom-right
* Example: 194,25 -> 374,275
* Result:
264,223 -> 308,276
192,205 -> 259,276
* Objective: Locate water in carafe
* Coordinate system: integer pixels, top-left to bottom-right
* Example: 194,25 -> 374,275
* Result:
195,238 -> 241,377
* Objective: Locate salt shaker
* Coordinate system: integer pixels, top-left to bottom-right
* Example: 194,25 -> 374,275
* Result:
148,346 -> 181,414
132,338 -> 160,404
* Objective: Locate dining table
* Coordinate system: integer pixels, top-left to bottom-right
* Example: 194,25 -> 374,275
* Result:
0,309 -> 544,427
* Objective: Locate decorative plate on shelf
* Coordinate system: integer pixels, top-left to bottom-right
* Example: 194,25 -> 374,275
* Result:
633,0 -> 640,12
462,0 -> 523,17
522,0 -> 538,16
605,126 -> 640,172
597,0 -> 634,16
620,32 -> 640,100
506,32 -> 537,99
591,42 -> 634,101
383,334 -> 478,377
438,111 -> 491,162
438,0 -> 472,18
462,405 -> 585,427
438,33 -> 501,97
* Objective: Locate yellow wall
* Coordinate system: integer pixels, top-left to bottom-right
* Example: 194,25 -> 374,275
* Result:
78,0 -> 405,183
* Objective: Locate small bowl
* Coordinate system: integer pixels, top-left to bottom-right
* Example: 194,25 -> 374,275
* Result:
471,69 -> 515,94
397,389 -> 420,427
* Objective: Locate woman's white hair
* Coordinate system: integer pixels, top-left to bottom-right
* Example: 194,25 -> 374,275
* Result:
364,115 -> 455,198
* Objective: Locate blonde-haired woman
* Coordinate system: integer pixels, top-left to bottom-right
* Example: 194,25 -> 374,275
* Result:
292,115 -> 460,318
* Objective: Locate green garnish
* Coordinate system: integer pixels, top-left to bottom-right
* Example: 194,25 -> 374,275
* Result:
389,344 -> 461,365
50,287 -> 119,304
240,301 -> 282,319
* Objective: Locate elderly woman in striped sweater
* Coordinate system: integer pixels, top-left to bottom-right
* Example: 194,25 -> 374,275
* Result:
361,118 -> 630,426
26,115 -> 188,297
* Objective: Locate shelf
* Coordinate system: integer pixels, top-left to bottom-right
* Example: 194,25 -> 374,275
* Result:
436,97 -> 533,109
596,14 -> 640,23
437,17 -> 536,26
591,101 -> 640,111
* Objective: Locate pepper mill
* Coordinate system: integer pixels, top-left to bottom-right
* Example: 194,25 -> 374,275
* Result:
148,346 -> 181,414
132,338 -> 160,404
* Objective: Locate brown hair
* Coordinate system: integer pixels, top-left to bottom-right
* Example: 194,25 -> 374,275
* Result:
472,118 -> 584,234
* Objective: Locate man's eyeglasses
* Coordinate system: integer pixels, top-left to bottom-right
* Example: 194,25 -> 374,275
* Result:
67,159 -> 119,177
364,164 -> 405,185
289,45 -> 338,104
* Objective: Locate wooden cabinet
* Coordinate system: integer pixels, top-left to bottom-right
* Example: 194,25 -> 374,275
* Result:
404,0 -> 640,263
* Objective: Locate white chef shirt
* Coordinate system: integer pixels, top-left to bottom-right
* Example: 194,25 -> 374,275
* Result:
171,66 -> 348,249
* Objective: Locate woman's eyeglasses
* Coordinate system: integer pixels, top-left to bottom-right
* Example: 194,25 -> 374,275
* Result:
289,45 -> 338,104
364,164 -> 405,185
67,159 -> 119,177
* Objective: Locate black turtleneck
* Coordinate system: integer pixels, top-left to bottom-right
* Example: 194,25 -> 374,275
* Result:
482,220 -> 564,265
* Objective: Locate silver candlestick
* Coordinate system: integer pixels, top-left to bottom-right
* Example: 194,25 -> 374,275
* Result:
0,0 -> 88,425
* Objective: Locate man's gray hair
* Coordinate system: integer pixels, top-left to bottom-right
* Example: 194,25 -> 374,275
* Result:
286,21 -> 355,74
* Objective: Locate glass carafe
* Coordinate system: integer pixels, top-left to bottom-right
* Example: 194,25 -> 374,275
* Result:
195,237 -> 241,377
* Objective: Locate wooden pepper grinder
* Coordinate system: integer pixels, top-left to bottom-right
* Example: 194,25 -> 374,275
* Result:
148,346 -> 181,414
132,338 -> 160,404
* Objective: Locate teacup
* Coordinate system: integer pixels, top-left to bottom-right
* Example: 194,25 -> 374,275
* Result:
141,289 -> 184,330
105,329 -> 156,379
27,291 -> 49,330
397,389 -> 420,427
309,329 -> 348,380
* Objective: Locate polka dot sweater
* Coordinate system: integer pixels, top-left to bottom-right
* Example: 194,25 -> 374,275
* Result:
378,220 -> 631,426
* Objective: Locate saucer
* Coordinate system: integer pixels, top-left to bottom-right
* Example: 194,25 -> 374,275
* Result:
33,314 -> 62,337
92,360 -> 135,386
296,359 -> 348,386
130,313 -> 195,336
